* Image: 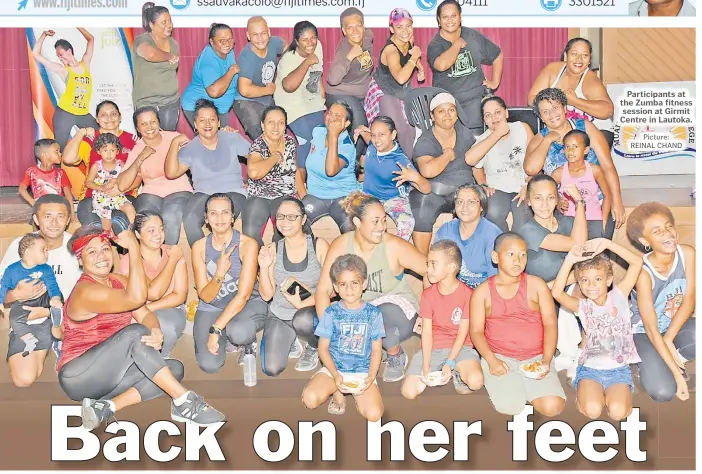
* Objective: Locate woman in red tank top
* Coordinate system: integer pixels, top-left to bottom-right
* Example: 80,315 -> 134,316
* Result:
470,232 -> 565,418
58,227 -> 224,431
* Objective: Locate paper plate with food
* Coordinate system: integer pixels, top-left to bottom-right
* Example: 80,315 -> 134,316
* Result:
341,375 -> 366,394
423,371 -> 448,387
520,361 -> 548,379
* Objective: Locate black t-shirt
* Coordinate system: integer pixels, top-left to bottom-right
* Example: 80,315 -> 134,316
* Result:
412,123 -> 476,188
427,28 -> 501,128
517,213 -> 575,282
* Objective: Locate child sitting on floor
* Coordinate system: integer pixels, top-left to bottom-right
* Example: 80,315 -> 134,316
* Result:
85,133 -> 136,232
0,233 -> 63,357
552,129 -> 612,239
19,139 -> 76,222
401,239 -> 484,399
301,254 -> 384,422
552,238 -> 643,421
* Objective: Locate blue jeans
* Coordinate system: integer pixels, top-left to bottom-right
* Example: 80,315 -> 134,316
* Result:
573,365 -> 634,392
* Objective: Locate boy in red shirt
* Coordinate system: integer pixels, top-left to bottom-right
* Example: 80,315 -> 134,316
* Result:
401,240 -> 484,399
19,139 -> 76,222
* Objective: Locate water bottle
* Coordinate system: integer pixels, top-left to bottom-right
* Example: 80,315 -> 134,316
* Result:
243,346 -> 257,387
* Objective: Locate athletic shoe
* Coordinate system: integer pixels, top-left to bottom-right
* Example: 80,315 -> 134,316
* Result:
81,398 -> 115,431
238,342 -> 257,366
452,370 -> 471,394
295,345 -> 319,372
171,392 -> 225,426
225,341 -> 238,354
289,338 -> 303,359
383,350 -> 408,383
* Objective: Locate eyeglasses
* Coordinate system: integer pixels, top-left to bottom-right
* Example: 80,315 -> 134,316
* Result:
275,213 -> 303,221
455,199 -> 480,208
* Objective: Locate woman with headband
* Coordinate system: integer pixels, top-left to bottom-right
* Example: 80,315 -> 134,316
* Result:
364,8 -> 425,161
58,227 -> 224,431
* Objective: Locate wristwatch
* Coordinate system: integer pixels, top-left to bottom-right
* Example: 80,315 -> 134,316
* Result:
209,325 -> 222,335
444,359 -> 456,370
214,275 -> 224,284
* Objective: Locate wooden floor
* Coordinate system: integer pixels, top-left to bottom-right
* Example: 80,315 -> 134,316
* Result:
0,185 -> 696,469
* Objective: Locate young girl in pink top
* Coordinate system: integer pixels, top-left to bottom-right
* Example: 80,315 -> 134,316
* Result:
552,129 -> 612,239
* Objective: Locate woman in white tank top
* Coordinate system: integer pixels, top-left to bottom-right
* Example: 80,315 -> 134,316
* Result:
528,38 -> 614,125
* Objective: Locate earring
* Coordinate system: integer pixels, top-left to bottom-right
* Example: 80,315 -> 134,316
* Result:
644,245 -> 651,252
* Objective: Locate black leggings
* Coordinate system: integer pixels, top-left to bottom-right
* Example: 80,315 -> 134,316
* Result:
242,196 -> 313,247
409,188 -> 455,233
58,324 -> 184,402
182,192 -> 246,246
135,192 -> 192,245
153,101 -> 181,132
232,100 -> 266,141
154,307 -> 187,358
485,190 -> 533,233
587,216 -> 616,240
53,107 -> 99,152
260,307 -> 318,377
301,195 -> 353,234
634,318 -> 696,402
378,303 -> 418,350
193,299 -> 269,374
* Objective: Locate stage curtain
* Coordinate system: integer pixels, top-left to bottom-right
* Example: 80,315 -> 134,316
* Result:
0,26 -> 566,186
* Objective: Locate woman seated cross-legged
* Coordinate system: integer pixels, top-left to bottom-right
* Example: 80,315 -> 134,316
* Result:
257,197 -> 330,376
164,99 -> 250,247
57,227 -> 224,431
191,193 -> 268,375
118,210 -> 188,357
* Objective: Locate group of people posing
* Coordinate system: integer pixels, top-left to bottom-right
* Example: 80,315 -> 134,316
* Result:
4,0 -> 694,428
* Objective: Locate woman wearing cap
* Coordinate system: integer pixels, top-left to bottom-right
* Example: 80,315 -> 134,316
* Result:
31,28 -> 98,151
524,88 -> 625,233
58,227 -> 225,431
528,37 -> 614,145
182,24 -> 240,130
410,92 -> 478,255
133,3 -> 181,131
326,8 -> 374,157
465,96 -> 534,232
364,8 -> 424,161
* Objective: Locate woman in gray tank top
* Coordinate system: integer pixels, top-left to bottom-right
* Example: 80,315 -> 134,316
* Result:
190,193 -> 268,376
315,191 -> 428,383
627,203 -> 696,403
258,198 -> 330,376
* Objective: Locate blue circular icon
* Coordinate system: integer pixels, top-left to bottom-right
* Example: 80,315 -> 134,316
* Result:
540,0 -> 562,11
169,0 -> 190,10
416,0 -> 437,12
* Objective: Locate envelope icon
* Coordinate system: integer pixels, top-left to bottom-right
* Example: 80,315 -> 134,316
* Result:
170,0 -> 189,9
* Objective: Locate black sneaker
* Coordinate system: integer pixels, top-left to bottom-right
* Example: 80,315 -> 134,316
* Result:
81,398 -> 115,431
171,392 -> 225,426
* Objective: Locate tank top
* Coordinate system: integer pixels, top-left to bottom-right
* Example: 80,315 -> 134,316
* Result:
58,274 -> 133,372
269,235 -> 321,321
559,161 -> 602,220
346,235 -> 418,309
198,231 -> 260,311
551,64 -> 591,122
373,37 -> 412,99
485,273 -> 544,360
631,246 -> 687,335
57,62 -> 92,116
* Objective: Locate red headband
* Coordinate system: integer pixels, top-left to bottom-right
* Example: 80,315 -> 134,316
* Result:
72,230 -> 115,259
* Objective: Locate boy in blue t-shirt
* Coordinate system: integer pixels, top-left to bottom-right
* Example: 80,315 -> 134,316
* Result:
0,233 -> 63,356
302,254 -> 385,421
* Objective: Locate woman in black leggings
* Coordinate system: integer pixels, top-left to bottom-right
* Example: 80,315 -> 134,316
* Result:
191,194 -> 268,374
257,198 -> 329,376
117,210 -> 188,357
58,227 -> 224,431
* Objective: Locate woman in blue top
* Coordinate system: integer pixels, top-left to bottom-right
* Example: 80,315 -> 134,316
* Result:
433,184 -> 502,289
355,116 -> 430,241
182,24 -> 239,130
300,101 -> 362,234
524,87 -> 626,230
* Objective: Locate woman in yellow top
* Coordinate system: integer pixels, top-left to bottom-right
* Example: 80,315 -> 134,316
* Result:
32,28 -> 99,151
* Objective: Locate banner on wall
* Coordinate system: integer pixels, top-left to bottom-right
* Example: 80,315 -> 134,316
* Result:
608,81 -> 696,176
26,27 -> 136,141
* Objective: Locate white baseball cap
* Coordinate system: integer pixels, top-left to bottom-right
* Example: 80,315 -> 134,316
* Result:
430,92 -> 456,111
